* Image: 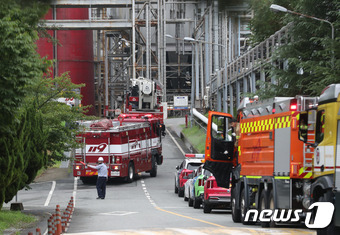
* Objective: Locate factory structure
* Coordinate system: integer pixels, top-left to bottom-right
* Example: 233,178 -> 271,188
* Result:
37,0 -> 253,116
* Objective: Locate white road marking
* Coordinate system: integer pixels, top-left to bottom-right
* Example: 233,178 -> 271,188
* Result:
169,228 -> 209,235
166,129 -> 185,156
44,181 -> 56,207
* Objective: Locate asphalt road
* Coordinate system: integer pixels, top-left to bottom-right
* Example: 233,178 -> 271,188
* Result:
2,118 -> 316,234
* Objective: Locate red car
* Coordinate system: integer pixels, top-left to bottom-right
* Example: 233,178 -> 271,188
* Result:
202,176 -> 231,213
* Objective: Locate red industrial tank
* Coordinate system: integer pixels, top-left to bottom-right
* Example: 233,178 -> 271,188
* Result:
37,8 -> 95,115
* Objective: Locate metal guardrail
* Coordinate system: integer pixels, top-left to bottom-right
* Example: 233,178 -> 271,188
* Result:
210,24 -> 292,94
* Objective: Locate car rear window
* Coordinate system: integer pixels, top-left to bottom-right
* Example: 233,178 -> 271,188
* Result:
187,163 -> 202,170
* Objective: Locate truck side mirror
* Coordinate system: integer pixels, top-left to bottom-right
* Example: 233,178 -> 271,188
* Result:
298,110 -> 316,145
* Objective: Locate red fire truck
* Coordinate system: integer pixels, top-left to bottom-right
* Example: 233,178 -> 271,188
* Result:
74,113 -> 165,184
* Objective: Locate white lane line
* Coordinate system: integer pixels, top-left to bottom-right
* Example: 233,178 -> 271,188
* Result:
44,181 -> 56,207
141,180 -> 158,208
166,129 -> 185,156
73,177 -> 78,207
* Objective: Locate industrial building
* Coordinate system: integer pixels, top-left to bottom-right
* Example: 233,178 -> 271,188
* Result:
38,0 -> 252,116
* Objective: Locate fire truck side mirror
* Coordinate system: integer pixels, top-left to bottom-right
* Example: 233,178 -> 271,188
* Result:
159,124 -> 166,136
298,110 -> 316,145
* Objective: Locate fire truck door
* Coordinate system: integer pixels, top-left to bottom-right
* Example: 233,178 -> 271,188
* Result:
335,121 -> 340,190
204,112 -> 235,188
334,120 -> 340,227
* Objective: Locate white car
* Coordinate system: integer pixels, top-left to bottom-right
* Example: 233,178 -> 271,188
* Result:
175,154 -> 205,197
184,169 -> 198,202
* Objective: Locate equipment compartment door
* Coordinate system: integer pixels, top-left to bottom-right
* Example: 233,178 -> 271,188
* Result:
274,127 -> 291,175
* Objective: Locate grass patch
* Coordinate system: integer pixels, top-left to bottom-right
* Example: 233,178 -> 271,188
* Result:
181,123 -> 206,153
0,210 -> 36,233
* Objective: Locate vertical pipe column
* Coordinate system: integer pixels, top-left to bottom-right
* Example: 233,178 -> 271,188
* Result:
199,42 -> 204,103
223,83 -> 228,113
146,3 -> 150,80
243,76 -> 248,94
250,72 -> 256,93
229,84 -> 234,117
104,34 -> 109,117
163,0 -> 167,102
132,0 -> 136,79
190,44 -> 195,128
236,80 -> 240,109
213,1 -> 219,71
204,6 -> 210,88
195,43 -> 199,101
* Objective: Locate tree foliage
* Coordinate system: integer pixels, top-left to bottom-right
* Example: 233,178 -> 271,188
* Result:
249,0 -> 340,98
0,0 -> 91,209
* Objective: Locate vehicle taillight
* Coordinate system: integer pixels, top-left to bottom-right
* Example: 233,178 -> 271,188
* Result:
198,179 -> 204,186
290,99 -> 298,111
115,156 -> 122,164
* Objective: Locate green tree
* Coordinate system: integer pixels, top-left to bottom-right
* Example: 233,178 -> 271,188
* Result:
0,0 -> 91,209
250,0 -> 340,98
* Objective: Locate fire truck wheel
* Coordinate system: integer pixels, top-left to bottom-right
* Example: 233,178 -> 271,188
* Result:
268,190 -> 276,227
193,197 -> 200,209
126,162 -> 134,183
203,202 -> 211,213
150,156 -> 157,177
259,189 -> 270,228
316,190 -> 337,235
240,188 -> 252,225
231,188 -> 241,223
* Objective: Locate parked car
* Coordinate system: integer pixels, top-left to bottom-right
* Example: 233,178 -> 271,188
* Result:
202,176 -> 231,213
188,165 -> 212,209
184,169 -> 197,202
175,154 -> 204,197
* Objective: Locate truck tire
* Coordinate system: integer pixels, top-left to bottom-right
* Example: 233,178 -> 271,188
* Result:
126,162 -> 134,183
316,190 -> 338,235
268,190 -> 276,227
150,156 -> 157,177
231,188 -> 241,223
203,202 -> 211,213
259,189 -> 270,228
240,188 -> 251,225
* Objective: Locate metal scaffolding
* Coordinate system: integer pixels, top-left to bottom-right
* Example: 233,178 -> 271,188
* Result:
45,0 -> 258,117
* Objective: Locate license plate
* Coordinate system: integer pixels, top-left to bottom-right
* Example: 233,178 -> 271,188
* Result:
111,171 -> 120,176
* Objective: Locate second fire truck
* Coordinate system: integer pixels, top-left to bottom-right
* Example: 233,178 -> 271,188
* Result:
204,84 -> 340,234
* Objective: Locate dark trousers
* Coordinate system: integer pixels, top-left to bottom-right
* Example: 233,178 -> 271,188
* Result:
96,177 -> 107,199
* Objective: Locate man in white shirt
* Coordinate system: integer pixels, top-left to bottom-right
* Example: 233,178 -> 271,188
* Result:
86,157 -> 108,199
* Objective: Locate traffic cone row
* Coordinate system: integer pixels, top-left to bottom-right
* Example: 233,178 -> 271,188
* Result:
29,197 -> 74,235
